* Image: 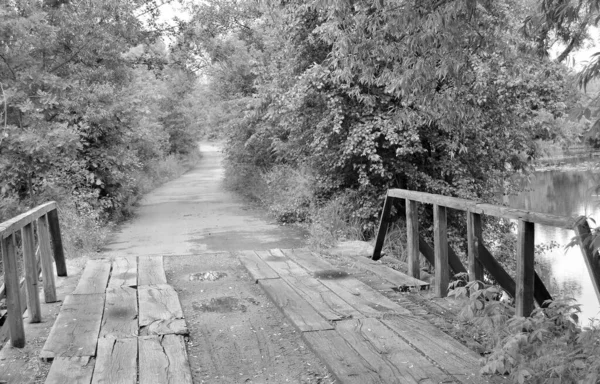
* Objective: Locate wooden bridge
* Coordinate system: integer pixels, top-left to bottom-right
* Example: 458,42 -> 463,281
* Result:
0,191 -> 598,383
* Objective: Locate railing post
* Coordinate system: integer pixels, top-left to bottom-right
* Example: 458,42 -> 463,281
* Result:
37,214 -> 57,303
574,218 -> 600,302
406,199 -> 420,278
467,211 -> 484,282
433,204 -> 449,297
373,195 -> 394,260
47,209 -> 67,276
516,220 -> 535,317
21,223 -> 41,323
1,234 -> 25,347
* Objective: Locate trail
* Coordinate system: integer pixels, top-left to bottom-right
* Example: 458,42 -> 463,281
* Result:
103,142 -> 332,383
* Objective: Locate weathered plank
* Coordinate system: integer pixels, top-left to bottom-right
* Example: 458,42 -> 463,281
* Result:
516,220 -> 535,317
0,201 -> 56,239
574,217 -> 600,304
138,256 -> 167,286
40,294 -> 105,360
91,337 -> 137,384
434,204 -> 449,298
38,215 -> 57,303
302,330 -> 381,384
47,208 -> 67,277
406,199 -> 420,278
138,284 -> 188,336
419,236 -> 467,275
45,357 -> 94,384
258,278 -> 333,331
238,250 -> 279,282
285,249 -> 411,317
72,259 -> 111,295
335,318 -> 448,384
467,212 -> 484,282
22,223 -> 41,323
382,315 -> 487,382
342,254 -> 429,290
139,335 -> 193,384
1,234 -> 25,348
373,195 -> 395,260
259,251 -> 361,320
108,257 -> 137,289
100,287 -> 138,339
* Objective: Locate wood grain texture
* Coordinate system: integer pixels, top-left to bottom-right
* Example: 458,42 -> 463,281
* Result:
259,251 -> 361,320
40,294 -> 105,360
100,287 -> 138,339
108,257 -> 137,289
382,315 -> 489,382
336,318 -> 447,384
1,234 -> 25,348
302,330 -> 381,384
138,284 -> 188,336
343,254 -> 429,290
45,357 -> 94,384
138,256 -> 167,286
91,337 -> 137,384
467,212 -> 484,282
373,195 -> 395,260
0,201 -> 56,239
238,250 -> 279,282
21,223 -> 41,323
72,259 -> 111,295
433,205 -> 449,298
516,220 -> 535,317
47,209 -> 67,277
138,335 -> 193,384
37,215 -> 57,303
406,199 -> 420,278
258,279 -> 333,332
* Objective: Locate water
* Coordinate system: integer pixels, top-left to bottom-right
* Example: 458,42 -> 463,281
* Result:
508,170 -> 600,325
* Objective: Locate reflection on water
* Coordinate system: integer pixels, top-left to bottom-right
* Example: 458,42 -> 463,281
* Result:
508,171 -> 600,324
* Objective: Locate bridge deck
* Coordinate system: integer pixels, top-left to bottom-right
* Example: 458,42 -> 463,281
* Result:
42,256 -> 192,384
240,248 -> 499,384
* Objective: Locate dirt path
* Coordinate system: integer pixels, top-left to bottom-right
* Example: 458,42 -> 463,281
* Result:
102,142 -> 333,383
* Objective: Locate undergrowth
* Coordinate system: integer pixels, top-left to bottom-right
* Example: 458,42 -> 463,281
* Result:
449,276 -> 600,384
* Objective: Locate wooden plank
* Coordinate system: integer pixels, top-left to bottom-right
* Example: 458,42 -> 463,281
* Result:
108,257 -> 137,289
285,249 -> 411,317
382,315 -> 487,382
258,251 -> 362,320
388,189 -> 482,213
40,294 -> 104,360
91,337 -> 137,384
342,254 -> 429,290
1,234 -> 25,348
373,195 -> 395,260
72,259 -> 111,295
258,278 -> 333,331
434,204 -> 449,298
406,199 -> 420,278
100,286 -> 138,338
21,223 -> 41,323
418,236 -> 467,275
467,212 -> 484,282
47,208 -> 67,277
38,215 -> 57,303
516,220 -> 535,317
302,330 -> 381,383
138,284 -> 188,336
575,218 -> 600,303
0,201 -> 56,239
45,357 -> 94,384
335,318 -> 448,384
238,250 -> 279,282
139,335 -> 193,384
138,256 -> 167,286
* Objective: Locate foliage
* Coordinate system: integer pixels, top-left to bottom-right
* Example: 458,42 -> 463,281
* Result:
449,278 -> 600,384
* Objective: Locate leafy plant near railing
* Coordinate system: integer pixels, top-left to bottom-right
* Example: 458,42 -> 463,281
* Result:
449,276 -> 600,384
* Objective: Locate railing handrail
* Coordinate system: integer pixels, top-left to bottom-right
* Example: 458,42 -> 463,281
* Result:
387,189 -> 581,229
0,201 -> 57,239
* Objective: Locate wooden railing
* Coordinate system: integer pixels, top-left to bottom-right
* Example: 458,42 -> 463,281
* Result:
373,189 -> 600,317
0,202 -> 66,348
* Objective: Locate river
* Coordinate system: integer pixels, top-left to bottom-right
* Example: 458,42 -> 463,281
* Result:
508,169 -> 600,325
